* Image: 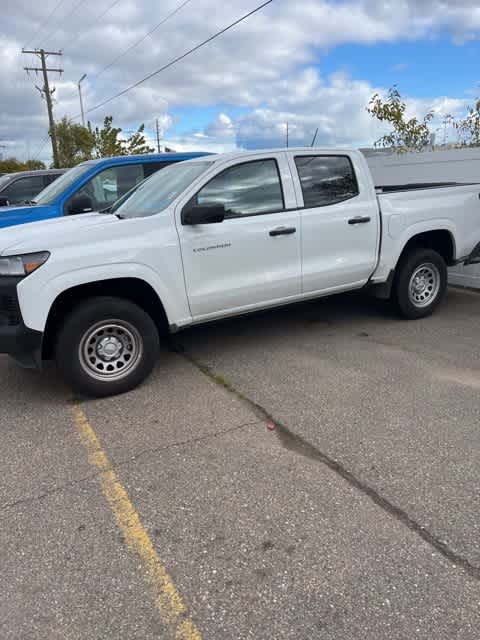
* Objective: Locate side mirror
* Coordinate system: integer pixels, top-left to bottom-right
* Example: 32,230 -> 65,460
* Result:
0,196 -> 10,207
68,195 -> 94,215
182,204 -> 225,225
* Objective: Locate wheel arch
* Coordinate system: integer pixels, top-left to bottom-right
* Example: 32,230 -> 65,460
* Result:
42,277 -> 169,360
396,229 -> 456,269
371,229 -> 455,300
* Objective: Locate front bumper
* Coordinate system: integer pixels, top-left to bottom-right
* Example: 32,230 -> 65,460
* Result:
0,277 -> 43,367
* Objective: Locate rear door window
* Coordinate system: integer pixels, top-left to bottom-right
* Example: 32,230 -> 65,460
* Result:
295,156 -> 359,208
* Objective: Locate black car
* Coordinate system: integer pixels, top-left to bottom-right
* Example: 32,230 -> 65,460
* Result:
0,169 -> 66,206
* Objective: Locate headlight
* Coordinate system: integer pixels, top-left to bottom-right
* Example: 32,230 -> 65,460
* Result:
0,252 -> 50,276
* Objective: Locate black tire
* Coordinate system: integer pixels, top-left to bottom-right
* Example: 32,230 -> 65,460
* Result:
392,247 -> 447,319
55,296 -> 160,397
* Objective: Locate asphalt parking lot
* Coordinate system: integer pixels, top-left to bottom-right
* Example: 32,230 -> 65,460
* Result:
1,286 -> 479,639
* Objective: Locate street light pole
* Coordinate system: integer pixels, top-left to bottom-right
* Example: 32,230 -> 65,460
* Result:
78,74 -> 87,126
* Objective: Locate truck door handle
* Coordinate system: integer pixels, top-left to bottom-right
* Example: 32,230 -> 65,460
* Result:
269,226 -> 296,236
348,216 -> 371,225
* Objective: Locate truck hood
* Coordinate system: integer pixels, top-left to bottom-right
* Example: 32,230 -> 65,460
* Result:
0,203 -> 44,215
0,213 -> 118,255
0,204 -> 56,229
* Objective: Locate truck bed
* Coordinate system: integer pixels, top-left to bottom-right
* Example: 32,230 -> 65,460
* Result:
374,181 -> 480,279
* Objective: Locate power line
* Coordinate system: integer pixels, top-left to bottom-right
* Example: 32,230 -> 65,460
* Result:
23,0 -> 67,79
42,0 -> 90,45
83,0 -> 273,116
22,53 -> 41,90
92,0 -> 194,81
32,135 -> 51,161
62,0 -> 123,50
24,0 -> 69,47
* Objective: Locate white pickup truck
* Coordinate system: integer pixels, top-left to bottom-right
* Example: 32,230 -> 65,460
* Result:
0,148 -> 479,396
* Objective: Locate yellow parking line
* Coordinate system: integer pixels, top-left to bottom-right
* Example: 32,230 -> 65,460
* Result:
72,406 -> 202,640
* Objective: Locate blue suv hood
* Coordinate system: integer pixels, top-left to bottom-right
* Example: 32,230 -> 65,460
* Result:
0,204 -> 58,229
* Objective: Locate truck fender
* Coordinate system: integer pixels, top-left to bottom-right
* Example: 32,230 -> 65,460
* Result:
18,262 -> 191,334
376,219 -> 457,279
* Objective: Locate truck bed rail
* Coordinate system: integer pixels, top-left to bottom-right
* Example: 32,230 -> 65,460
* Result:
375,181 -> 479,193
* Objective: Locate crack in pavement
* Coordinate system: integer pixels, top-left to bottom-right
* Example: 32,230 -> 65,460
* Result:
0,418 -> 259,516
175,345 -> 480,582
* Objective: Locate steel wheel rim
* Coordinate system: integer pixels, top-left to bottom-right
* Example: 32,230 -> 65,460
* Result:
408,263 -> 441,308
79,320 -> 143,381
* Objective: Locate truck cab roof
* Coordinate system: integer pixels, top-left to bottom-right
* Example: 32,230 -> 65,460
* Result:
184,146 -> 360,164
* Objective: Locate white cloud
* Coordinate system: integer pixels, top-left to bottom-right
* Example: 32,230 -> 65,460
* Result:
228,70 -> 388,148
204,113 -> 236,140
1,0 -> 480,162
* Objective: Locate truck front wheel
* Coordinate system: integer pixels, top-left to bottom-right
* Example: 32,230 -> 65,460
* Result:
55,296 -> 160,397
392,248 -> 447,319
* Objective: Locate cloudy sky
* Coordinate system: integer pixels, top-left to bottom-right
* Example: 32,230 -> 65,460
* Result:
2,0 -> 480,163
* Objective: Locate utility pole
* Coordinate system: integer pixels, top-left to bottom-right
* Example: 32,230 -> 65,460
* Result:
286,122 -> 289,148
156,118 -> 161,153
22,48 -> 63,167
78,74 -> 87,126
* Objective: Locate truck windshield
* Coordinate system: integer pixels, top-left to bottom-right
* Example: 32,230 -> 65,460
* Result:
35,164 -> 91,205
115,161 -> 213,218
106,179 -> 145,214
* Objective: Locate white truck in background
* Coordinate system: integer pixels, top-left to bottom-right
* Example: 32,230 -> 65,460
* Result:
0,147 -> 479,397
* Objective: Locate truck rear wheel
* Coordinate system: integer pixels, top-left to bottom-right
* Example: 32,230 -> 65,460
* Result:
55,296 -> 159,397
392,248 -> 447,319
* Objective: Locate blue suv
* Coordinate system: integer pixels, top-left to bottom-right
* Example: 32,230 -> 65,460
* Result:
0,153 -> 210,229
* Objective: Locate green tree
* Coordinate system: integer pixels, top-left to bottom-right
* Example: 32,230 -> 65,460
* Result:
24,159 -> 47,170
367,86 -> 434,152
0,157 -> 46,173
124,123 -> 155,155
88,116 -> 155,158
90,116 -> 124,158
0,157 -> 28,173
53,117 -> 95,168
454,99 -> 480,146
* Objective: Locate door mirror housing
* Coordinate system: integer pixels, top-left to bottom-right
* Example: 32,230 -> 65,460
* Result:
0,196 -> 10,207
182,203 -> 225,225
68,195 -> 94,215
